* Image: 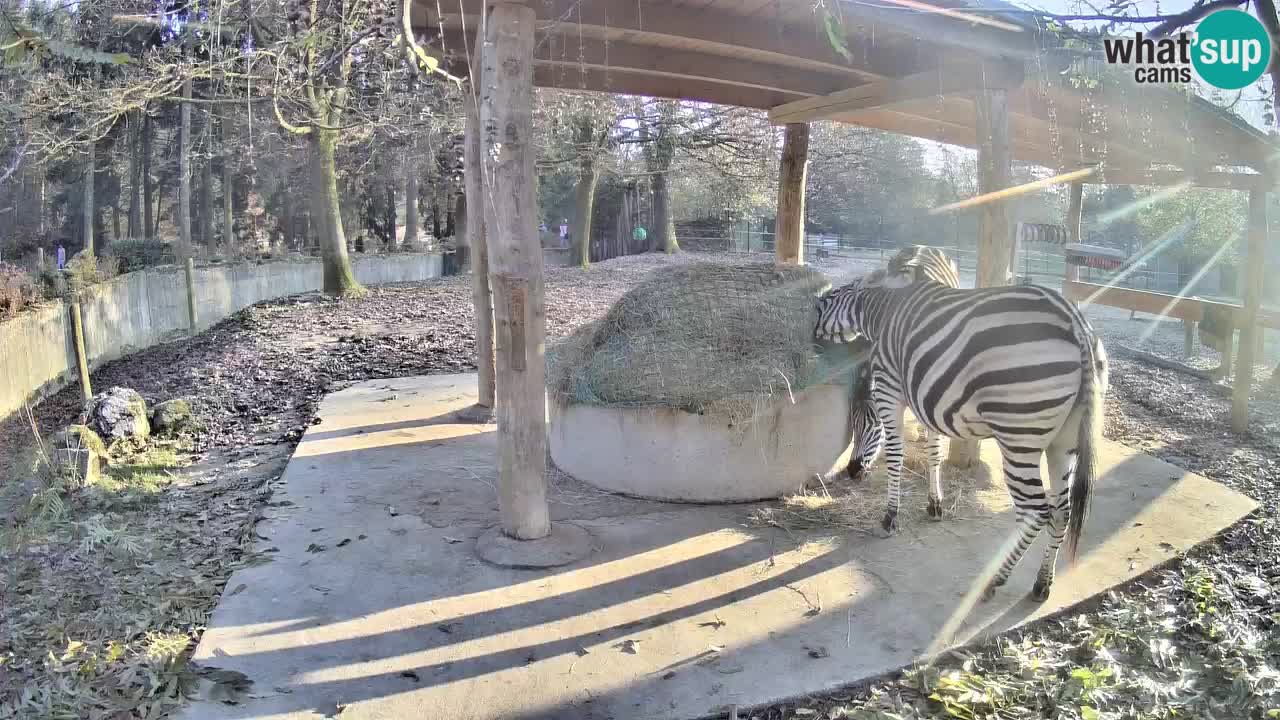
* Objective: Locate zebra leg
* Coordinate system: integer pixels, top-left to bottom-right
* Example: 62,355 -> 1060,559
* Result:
872,392 -> 906,535
1033,445 -> 1076,602
925,431 -> 944,519
982,442 -> 1050,601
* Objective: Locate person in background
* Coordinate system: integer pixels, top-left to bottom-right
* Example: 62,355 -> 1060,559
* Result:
632,224 -> 647,247
559,218 -> 569,249
56,244 -> 66,269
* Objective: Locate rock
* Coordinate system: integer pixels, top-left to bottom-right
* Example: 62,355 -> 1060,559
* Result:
152,398 -> 195,436
49,424 -> 106,486
89,386 -> 151,445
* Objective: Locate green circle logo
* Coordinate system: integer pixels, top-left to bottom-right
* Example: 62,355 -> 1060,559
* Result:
1192,9 -> 1271,90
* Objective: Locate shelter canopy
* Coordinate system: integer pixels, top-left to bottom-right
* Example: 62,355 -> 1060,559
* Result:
416,0 -> 1278,179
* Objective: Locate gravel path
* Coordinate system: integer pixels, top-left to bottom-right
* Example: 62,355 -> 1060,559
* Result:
3,249 -> 1279,719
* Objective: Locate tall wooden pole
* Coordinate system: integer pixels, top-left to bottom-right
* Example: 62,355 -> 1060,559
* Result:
950,88 -> 1011,470
1065,180 -> 1084,283
70,300 -> 92,402
464,89 -> 496,410
974,88 -> 1012,288
775,122 -> 809,266
481,2 -> 550,540
1231,187 -> 1267,432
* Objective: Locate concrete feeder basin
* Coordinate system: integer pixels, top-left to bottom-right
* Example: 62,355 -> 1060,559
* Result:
548,383 -> 854,503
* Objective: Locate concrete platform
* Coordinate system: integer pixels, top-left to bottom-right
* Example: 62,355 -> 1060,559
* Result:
178,374 -> 1256,720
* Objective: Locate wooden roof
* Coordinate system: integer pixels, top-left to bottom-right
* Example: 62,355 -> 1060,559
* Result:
415,0 -> 1279,179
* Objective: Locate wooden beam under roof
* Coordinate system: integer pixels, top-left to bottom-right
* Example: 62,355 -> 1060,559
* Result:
1076,166 -> 1273,191
436,31 -> 866,100
429,0 -> 939,80
533,66 -> 808,110
768,61 -> 1024,125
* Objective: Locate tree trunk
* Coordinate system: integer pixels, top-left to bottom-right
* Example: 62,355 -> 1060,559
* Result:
404,157 -> 418,251
112,203 -> 121,242
281,188 -> 293,249
652,171 -> 678,254
383,182 -> 396,249
143,113 -> 155,241
128,116 -> 142,238
464,92 -> 496,410
201,151 -> 215,249
177,78 -> 193,258
222,117 -> 234,251
312,129 -> 363,296
83,143 -> 95,257
573,154 -> 599,268
431,201 -> 441,241
775,122 -> 810,266
480,2 -> 550,539
37,173 -> 46,236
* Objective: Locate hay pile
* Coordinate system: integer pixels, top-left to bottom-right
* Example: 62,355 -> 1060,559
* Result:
547,261 -> 846,426
747,433 -> 1008,537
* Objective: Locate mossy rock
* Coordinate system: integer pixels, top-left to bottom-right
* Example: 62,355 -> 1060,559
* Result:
151,398 -> 196,436
89,386 -> 151,445
50,424 -> 109,456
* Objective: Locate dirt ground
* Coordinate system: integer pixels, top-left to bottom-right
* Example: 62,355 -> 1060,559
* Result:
3,250 -> 1280,719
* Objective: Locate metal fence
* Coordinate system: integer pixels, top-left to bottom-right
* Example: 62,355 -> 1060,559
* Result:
680,225 -> 1234,300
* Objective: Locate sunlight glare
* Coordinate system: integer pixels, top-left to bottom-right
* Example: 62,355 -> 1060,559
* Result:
929,168 -> 1094,215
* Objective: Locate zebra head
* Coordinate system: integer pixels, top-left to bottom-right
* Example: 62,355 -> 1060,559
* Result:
813,270 -> 883,344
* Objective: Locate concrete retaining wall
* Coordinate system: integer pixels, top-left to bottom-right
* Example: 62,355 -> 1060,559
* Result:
0,253 -> 442,422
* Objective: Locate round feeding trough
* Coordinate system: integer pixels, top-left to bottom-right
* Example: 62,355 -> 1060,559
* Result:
545,261 -> 855,503
548,385 -> 854,503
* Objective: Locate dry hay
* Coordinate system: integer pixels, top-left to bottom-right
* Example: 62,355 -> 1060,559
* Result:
547,261 -> 849,428
748,430 -> 1010,538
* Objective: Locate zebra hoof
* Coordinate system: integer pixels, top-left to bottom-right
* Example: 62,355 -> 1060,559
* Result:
927,496 -> 944,519
1031,580 -> 1052,603
880,511 -> 898,536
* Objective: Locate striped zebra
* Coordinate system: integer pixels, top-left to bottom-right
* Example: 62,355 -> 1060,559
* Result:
815,260 -> 1107,601
843,361 -> 884,482
840,245 -> 959,495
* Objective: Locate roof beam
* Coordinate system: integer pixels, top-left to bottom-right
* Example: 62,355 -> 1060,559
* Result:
532,66 -> 808,110
768,61 -> 1023,125
437,31 -> 861,100
1077,166 -> 1273,191
833,0 -> 1041,58
429,0 -> 936,80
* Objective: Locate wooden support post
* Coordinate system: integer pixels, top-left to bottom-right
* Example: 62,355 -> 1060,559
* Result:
1231,186 -> 1267,432
951,88 -> 1011,470
464,91 -> 496,410
1183,319 -> 1195,358
775,122 -> 809,266
184,257 -> 198,332
37,247 -> 45,270
70,300 -> 92,402
481,2 -> 550,541
974,88 -> 1011,289
1061,181 -> 1085,307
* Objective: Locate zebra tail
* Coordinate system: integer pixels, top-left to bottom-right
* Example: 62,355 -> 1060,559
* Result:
1065,333 -> 1104,566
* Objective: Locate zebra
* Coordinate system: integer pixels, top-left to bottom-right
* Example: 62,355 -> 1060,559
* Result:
842,360 -> 884,483
839,246 -> 960,505
814,260 -> 1107,602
